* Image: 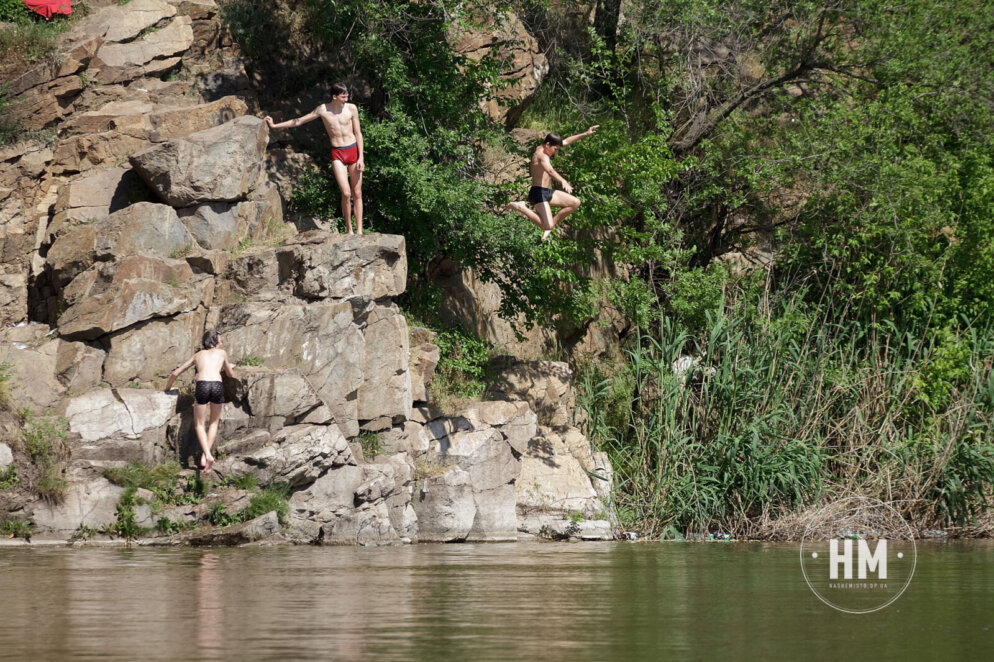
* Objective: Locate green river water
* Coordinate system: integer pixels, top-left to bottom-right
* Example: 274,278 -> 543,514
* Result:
1,541 -> 992,661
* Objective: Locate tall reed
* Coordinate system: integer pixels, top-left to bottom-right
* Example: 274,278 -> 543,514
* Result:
579,291 -> 994,537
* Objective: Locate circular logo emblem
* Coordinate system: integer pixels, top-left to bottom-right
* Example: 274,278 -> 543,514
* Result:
799,497 -> 916,614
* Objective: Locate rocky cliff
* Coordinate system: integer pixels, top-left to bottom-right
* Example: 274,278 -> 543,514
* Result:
0,0 -> 614,545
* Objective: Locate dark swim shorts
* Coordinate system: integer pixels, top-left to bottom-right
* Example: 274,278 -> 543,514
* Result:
195,380 -> 224,405
528,186 -> 554,205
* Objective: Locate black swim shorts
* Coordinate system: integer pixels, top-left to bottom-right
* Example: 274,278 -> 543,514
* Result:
195,380 -> 225,405
528,186 -> 554,205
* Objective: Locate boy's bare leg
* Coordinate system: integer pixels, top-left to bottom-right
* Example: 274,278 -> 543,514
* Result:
193,403 -> 212,469
506,201 -> 545,229
548,191 -> 580,234
348,163 -> 363,233
331,160 -> 354,234
534,201 -> 555,241
204,402 -> 223,473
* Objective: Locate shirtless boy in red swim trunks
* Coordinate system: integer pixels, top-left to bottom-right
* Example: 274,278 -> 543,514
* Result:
265,83 -> 366,234
506,126 -> 598,241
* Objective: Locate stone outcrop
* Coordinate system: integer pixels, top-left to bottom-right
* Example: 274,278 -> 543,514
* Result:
0,0 -> 615,547
448,11 -> 549,126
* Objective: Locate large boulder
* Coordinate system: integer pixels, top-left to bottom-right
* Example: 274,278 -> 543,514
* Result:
102,309 -> 207,386
486,360 -> 582,428
277,231 -> 407,301
218,301 -> 364,437
63,388 -> 178,443
213,424 -> 353,488
92,16 -> 194,84
57,270 -> 211,341
412,466 -> 476,542
76,0 -> 178,44
230,368 -> 334,431
0,325 -> 64,411
357,305 -> 412,423
47,203 -> 197,287
129,116 -> 268,206
26,476 -> 124,533
49,167 -> 144,228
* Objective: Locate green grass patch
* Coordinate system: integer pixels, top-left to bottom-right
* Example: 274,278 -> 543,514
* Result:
225,474 -> 258,491
0,465 -> 19,490
22,412 -> 69,502
236,355 -> 263,367
107,487 -> 146,540
0,518 -> 33,539
207,502 -> 241,527
356,431 -> 382,459
240,482 -> 290,524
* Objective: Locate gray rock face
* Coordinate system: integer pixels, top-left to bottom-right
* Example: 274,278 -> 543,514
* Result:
130,116 -> 268,206
59,278 -> 209,341
486,360 -> 583,428
27,476 -> 124,533
231,368 -> 334,431
357,306 -> 412,423
0,328 -> 64,411
413,467 -> 475,542
178,202 -> 244,250
277,232 -> 407,301
78,0 -> 178,45
0,442 -> 13,469
64,388 -> 178,442
102,309 -> 206,386
47,203 -> 197,288
94,16 -> 194,84
214,424 -> 353,487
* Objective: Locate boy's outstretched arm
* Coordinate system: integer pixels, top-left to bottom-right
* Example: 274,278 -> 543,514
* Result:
165,356 -> 195,391
265,107 -> 320,130
563,125 -> 599,146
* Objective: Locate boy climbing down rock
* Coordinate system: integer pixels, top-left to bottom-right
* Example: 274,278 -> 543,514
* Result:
165,330 -> 236,474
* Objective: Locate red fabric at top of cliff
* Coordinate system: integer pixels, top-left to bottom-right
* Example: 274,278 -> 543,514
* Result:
24,0 -> 72,19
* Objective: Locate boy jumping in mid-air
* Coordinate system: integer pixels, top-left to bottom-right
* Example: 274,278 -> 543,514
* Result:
507,126 -> 598,241
265,83 -> 365,234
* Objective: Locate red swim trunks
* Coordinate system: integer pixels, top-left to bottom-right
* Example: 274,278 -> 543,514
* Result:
331,143 -> 359,166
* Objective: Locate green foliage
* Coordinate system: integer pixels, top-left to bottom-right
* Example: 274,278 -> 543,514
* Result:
208,503 -> 241,527
581,292 -> 994,535
236,355 -> 263,367
240,482 -> 290,524
225,474 -> 259,491
22,413 -> 68,502
356,431 -> 382,460
109,487 -> 146,540
0,519 -> 33,539
155,517 -> 187,535
0,361 -> 11,409
103,461 -> 186,506
0,465 -> 19,490
0,0 -> 31,23
431,329 -> 490,400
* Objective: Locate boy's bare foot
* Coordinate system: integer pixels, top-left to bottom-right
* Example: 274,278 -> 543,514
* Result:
204,456 -> 215,473
200,454 -> 207,469
506,201 -> 528,215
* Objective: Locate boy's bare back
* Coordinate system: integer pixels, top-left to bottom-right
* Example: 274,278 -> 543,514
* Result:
194,348 -> 232,382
